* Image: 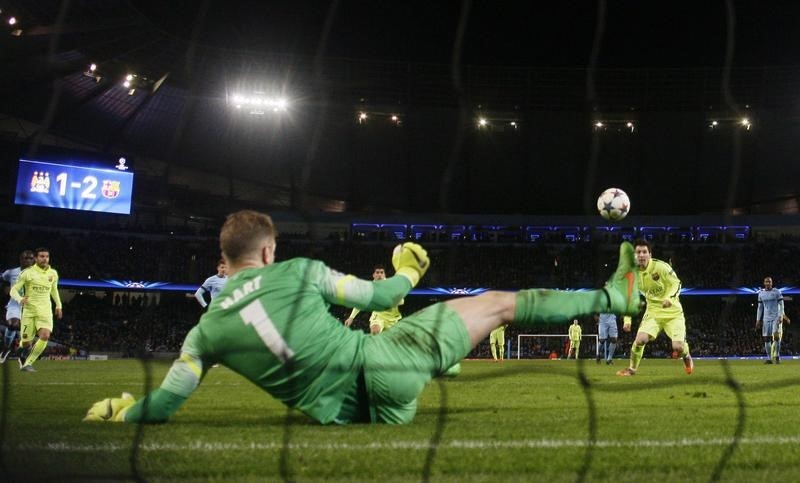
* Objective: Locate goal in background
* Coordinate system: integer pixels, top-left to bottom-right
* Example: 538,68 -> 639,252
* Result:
516,334 -> 600,359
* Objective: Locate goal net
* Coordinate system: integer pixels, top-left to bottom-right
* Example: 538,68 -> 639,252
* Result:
516,334 -> 600,360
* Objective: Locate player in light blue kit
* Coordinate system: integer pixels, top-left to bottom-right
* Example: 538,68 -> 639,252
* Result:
756,276 -> 786,364
0,250 -> 35,363
594,313 -> 619,365
194,259 -> 228,309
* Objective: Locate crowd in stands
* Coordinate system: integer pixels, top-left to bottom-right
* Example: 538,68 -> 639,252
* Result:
0,223 -> 797,358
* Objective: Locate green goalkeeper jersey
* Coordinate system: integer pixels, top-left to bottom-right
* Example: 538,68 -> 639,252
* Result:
10,264 -> 61,317
638,258 -> 683,317
154,257 -> 410,424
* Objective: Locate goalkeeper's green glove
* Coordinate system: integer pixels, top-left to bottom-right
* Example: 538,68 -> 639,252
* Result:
83,392 -> 136,422
391,242 -> 430,287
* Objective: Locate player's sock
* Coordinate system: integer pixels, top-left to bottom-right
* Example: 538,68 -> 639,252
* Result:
499,345 -> 505,361
490,344 -> 498,360
602,242 -> 640,316
630,343 -> 645,370
23,338 -> 48,367
0,325 -> 8,352
514,289 -> 607,325
5,330 -> 17,350
5,329 -> 19,357
608,341 -> 617,360
680,341 -> 690,358
18,345 -> 31,362
773,339 -> 781,359
764,341 -> 771,359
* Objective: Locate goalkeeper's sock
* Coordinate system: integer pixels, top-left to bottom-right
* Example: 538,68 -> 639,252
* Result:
514,289 -> 607,325
630,342 -> 645,370
23,338 -> 48,367
607,341 -> 617,360
490,344 -> 498,360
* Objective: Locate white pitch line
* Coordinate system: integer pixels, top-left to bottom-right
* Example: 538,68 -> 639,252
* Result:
10,435 -> 800,453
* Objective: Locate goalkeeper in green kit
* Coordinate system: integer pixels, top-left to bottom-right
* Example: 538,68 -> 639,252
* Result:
85,210 -> 642,425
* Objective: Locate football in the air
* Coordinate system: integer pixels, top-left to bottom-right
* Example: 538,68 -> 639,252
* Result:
597,188 -> 630,221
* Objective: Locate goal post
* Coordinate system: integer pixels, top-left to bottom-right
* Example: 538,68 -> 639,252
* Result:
516,333 -> 600,359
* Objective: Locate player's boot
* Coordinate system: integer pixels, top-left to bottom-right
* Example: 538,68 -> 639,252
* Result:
604,242 -> 641,316
683,355 -> 694,375
616,367 -> 636,376
20,364 -> 36,372
763,359 -> 773,364
606,359 -> 614,365
774,357 -> 781,364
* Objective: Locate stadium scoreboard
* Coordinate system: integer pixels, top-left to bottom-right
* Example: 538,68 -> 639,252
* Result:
15,157 -> 134,215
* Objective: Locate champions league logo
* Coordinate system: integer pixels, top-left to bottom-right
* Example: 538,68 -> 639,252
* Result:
115,158 -> 129,171
427,287 -> 489,295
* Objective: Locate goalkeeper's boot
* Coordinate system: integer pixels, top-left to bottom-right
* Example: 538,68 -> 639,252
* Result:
683,355 -> 694,375
20,364 -> 36,372
603,242 -> 641,316
616,367 -> 636,377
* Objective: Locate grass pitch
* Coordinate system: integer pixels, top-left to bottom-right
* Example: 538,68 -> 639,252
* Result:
1,358 -> 799,482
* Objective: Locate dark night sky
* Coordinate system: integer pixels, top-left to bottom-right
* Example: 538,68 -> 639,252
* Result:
4,1 -> 800,216
131,1 -> 800,68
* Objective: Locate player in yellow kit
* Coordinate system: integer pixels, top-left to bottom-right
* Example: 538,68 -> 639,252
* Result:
617,239 -> 693,376
344,265 -> 403,334
489,324 -> 506,361
10,247 -> 62,372
567,319 -> 582,359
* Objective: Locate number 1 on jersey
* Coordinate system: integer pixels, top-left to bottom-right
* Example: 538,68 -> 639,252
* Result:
239,299 -> 295,363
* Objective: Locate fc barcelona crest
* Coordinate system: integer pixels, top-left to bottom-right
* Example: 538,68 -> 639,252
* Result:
102,180 -> 121,199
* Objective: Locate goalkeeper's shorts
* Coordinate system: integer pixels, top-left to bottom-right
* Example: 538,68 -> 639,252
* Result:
361,303 -> 471,424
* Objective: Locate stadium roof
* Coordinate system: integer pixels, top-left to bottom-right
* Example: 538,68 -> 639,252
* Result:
2,1 -> 800,216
